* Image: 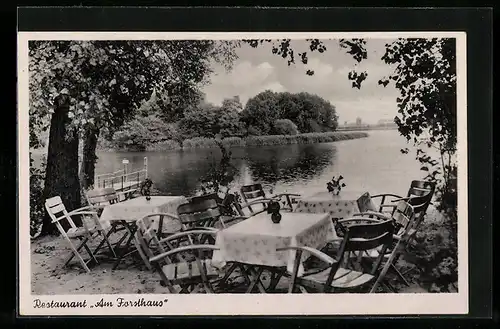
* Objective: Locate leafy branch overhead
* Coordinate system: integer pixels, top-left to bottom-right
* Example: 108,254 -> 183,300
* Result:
243,38 -> 368,88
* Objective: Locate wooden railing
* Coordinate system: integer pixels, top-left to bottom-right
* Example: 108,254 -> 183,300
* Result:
95,157 -> 148,191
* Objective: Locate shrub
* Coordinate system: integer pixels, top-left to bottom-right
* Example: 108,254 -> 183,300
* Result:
221,137 -> 244,147
30,154 -> 45,238
409,217 -> 458,292
182,137 -> 218,149
145,139 -> 182,151
273,119 -> 299,135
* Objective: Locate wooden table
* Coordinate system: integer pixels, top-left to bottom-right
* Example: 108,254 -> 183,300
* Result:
99,196 -> 188,270
212,211 -> 336,293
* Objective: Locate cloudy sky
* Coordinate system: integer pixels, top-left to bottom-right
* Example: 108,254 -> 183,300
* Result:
202,39 -> 400,125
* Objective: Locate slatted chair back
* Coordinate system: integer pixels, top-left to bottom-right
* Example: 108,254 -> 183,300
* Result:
326,219 -> 394,288
281,219 -> 395,293
139,229 -> 219,293
45,196 -> 79,234
408,180 -> 435,197
391,201 -> 415,231
135,215 -> 169,260
356,192 -> 379,213
45,196 -> 103,273
189,193 -> 218,204
177,199 -> 222,229
240,184 -> 269,214
86,187 -> 120,207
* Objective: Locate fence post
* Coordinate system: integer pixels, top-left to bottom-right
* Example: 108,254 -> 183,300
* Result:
144,157 -> 148,178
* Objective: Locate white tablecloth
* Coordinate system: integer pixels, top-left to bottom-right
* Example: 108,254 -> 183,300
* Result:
99,196 -> 188,231
294,191 -> 363,220
212,212 -> 336,276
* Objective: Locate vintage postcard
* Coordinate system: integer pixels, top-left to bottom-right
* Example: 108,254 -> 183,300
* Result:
18,31 -> 468,316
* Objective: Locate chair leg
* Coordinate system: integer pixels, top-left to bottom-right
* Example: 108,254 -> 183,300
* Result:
63,237 -> 87,267
390,263 -> 411,286
82,241 -> 99,265
133,235 -> 152,271
93,229 -> 117,258
64,237 -> 91,273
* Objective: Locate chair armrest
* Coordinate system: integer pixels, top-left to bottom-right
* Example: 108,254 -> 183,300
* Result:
391,197 -> 412,202
68,205 -> 99,214
379,204 -> 397,209
149,245 -> 220,263
182,226 -> 219,233
326,237 -> 344,243
221,215 -> 248,222
240,198 -> 275,209
117,189 -> 137,199
140,212 -> 181,222
66,210 -> 99,217
277,246 -> 338,266
351,211 -> 391,220
158,229 -> 218,244
273,193 -> 302,198
370,193 -> 403,199
338,217 -> 385,224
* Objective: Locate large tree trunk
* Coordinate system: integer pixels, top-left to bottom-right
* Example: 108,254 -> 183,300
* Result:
41,96 -> 82,235
80,126 -> 100,190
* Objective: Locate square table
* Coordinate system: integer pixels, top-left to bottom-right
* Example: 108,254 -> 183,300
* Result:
294,190 -> 364,221
99,196 -> 188,269
212,211 -> 336,292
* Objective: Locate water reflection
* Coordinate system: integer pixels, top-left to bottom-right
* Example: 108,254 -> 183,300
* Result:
95,131 -> 425,198
244,144 -> 336,185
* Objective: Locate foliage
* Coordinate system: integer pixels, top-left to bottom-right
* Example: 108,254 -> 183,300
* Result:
409,218 -> 458,292
179,101 -> 245,139
140,178 -> 154,200
29,40 -> 238,235
243,38 -> 368,86
240,90 -> 281,135
181,132 -> 368,149
30,155 -> 45,238
199,139 -> 238,198
326,175 -> 346,195
145,140 -> 182,151
378,38 -> 457,219
182,137 -> 219,149
241,91 -> 338,134
113,115 -> 180,151
272,119 -> 299,135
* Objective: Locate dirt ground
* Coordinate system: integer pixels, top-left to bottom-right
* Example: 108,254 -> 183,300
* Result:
30,229 -> 428,295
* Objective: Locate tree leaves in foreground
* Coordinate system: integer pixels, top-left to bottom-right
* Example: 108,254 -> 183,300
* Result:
29,40 -> 238,234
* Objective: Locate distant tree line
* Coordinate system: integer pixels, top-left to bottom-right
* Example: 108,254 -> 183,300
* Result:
107,90 -> 339,150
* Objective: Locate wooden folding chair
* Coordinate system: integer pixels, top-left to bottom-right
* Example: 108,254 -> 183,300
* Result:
44,196 -> 116,273
135,213 -> 219,270
348,201 -> 418,291
278,219 -> 395,293
240,183 -> 301,215
139,228 -> 221,294
177,198 -> 247,231
367,180 -> 435,217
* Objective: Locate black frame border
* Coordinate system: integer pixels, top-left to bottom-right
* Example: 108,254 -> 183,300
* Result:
14,6 -> 493,325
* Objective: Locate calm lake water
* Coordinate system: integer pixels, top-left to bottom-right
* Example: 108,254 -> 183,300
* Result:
94,130 -> 427,198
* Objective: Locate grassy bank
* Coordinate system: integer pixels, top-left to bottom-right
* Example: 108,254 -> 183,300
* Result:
182,132 -> 369,150
95,132 -> 369,152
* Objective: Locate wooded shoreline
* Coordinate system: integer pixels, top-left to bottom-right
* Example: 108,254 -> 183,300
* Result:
96,131 -> 369,152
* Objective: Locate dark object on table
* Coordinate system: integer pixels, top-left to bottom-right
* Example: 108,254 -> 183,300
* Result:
326,175 -> 346,195
267,200 -> 282,224
140,178 -> 153,201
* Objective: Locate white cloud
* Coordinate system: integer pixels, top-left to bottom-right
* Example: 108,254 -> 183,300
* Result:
202,39 -> 401,123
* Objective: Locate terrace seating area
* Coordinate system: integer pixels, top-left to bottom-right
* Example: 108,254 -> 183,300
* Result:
39,179 -> 436,294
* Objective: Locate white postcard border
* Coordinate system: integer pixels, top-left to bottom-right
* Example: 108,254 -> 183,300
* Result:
18,31 -> 468,316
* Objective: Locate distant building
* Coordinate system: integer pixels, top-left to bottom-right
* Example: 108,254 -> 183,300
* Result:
355,117 -> 362,126
377,119 -> 397,127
